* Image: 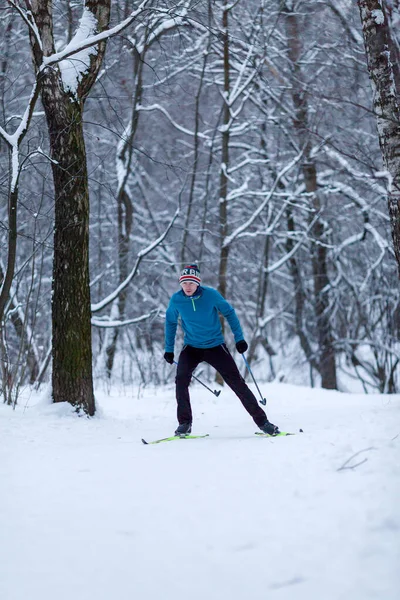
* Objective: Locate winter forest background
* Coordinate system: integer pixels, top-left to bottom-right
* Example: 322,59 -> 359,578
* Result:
1,0 -> 399,413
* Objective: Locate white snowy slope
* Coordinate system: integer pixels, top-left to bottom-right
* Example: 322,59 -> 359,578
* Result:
1,382 -> 399,600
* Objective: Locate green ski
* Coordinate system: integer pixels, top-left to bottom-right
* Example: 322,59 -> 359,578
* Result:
142,434 -> 209,445
255,431 -> 296,437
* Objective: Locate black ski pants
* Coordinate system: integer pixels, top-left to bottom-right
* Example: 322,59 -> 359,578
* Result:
176,344 -> 267,427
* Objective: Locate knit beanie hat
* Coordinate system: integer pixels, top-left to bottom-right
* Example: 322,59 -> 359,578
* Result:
179,264 -> 201,286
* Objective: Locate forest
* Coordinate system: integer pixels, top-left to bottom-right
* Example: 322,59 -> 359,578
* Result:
1,0 -> 399,413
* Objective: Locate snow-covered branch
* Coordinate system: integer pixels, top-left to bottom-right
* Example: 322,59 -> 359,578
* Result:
92,310 -> 159,328
136,104 -> 207,139
0,76 -> 41,152
222,152 -> 303,248
7,1 -> 43,51
40,0 -> 152,71
91,207 -> 180,313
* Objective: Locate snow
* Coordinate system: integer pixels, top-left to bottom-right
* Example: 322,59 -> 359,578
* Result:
1,382 -> 399,600
371,9 -> 385,25
58,8 -> 99,97
10,146 -> 19,193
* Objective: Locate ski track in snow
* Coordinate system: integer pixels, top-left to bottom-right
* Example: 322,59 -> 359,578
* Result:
1,383 -> 399,600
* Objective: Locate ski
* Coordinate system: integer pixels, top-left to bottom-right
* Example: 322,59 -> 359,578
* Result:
255,431 -> 296,437
141,434 -> 209,445
142,430 -> 302,444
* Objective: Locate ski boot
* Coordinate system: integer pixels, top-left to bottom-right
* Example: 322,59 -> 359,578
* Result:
259,420 -> 280,436
174,423 -> 192,437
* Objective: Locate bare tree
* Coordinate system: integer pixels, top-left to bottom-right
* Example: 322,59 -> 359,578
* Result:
23,0 -> 113,415
282,1 -> 337,389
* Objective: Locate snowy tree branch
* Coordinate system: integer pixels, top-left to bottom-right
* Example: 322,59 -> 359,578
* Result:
222,152 -> 303,248
91,310 -> 159,328
91,207 -> 180,313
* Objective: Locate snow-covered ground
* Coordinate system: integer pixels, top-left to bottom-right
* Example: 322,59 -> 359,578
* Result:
1,382 -> 399,600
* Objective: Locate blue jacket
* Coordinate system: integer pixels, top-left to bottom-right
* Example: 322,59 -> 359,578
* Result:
165,286 -> 244,351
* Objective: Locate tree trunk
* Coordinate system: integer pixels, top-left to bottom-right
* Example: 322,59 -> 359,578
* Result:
358,0 -> 400,277
0,265 -> 40,384
286,207 -> 319,375
218,1 -> 231,304
0,185 -> 17,325
49,103 -> 95,413
306,164 -> 337,389
215,1 -> 231,386
284,3 -> 337,389
36,70 -> 96,411
105,49 -> 141,376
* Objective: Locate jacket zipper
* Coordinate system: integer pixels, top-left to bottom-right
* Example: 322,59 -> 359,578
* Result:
191,298 -> 196,312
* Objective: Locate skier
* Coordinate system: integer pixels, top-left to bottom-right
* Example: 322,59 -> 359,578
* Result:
164,264 -> 280,437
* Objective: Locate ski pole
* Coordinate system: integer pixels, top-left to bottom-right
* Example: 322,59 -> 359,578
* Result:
173,361 -> 221,397
241,354 -> 267,405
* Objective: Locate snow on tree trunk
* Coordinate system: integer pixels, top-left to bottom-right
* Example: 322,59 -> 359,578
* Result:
358,0 -> 400,277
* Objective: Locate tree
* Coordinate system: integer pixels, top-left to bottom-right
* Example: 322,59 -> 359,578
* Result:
25,0 -> 113,415
358,0 -> 400,277
282,0 -> 337,389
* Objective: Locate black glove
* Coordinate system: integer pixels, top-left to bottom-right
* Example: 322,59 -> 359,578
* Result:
164,352 -> 174,364
236,340 -> 248,354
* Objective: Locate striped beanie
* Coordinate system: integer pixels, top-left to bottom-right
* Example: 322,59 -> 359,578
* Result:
179,264 -> 201,286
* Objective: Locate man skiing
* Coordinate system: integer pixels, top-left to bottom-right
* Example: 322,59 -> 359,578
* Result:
164,264 -> 280,437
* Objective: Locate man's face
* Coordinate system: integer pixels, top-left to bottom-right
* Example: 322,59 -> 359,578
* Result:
181,281 -> 198,296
